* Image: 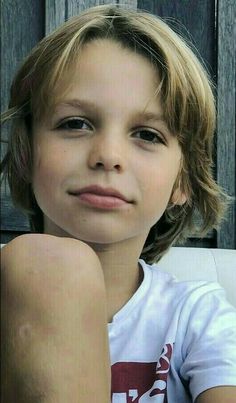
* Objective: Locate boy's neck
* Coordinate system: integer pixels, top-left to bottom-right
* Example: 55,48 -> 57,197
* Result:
88,236 -> 146,323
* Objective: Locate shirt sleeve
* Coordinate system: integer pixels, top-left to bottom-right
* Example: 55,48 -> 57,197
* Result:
179,284 -> 236,402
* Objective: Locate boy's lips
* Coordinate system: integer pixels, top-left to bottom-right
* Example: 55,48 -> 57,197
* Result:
68,185 -> 133,208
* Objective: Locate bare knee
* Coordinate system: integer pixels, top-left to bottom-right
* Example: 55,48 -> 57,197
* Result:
3,232 -> 101,266
1,234 -> 105,310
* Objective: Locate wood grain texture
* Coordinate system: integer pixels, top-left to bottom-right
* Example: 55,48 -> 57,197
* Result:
216,0 -> 236,248
1,188 -> 30,232
66,0 -> 117,19
138,0 -> 216,80
45,0 -> 66,34
1,0 -> 44,135
1,0 -> 44,234
117,0 -> 137,8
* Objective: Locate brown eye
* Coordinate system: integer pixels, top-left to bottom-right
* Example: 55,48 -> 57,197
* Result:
133,129 -> 165,145
57,118 -> 92,130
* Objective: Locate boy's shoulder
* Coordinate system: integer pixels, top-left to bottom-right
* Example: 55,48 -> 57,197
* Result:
141,257 -> 223,292
140,258 -> 229,315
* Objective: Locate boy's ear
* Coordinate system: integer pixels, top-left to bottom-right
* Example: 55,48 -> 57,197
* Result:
170,187 -> 187,206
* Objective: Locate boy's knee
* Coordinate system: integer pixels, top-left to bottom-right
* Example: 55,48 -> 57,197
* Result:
52,235 -> 105,291
1,234 -> 105,300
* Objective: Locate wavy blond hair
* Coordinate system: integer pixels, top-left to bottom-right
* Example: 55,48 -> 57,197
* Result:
1,4 -> 232,262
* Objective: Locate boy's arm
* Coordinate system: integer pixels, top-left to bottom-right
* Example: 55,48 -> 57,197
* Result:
1,234 -> 111,403
196,386 -> 236,402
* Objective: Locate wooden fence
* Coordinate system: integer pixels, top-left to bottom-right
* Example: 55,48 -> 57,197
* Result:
1,0 -> 235,249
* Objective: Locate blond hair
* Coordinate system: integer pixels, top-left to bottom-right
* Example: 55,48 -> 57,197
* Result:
1,4 -> 232,263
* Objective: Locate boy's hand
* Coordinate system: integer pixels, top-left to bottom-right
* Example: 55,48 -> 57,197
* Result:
1,234 -> 111,402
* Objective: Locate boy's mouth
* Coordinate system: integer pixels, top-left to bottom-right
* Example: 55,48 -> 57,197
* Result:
68,185 -> 133,209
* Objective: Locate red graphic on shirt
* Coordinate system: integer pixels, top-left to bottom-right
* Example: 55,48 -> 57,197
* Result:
111,343 -> 173,402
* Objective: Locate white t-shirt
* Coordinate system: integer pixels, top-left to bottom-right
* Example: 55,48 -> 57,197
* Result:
108,259 -> 236,402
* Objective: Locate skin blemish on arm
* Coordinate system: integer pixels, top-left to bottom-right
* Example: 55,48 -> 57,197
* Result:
18,322 -> 33,341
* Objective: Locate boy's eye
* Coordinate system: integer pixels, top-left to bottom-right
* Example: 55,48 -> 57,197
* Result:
57,118 -> 92,131
133,129 -> 165,145
56,118 -> 165,145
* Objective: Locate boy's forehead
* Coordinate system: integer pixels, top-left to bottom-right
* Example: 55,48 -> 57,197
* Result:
44,80 -> 163,120
47,38 -> 161,98
38,40 -> 165,125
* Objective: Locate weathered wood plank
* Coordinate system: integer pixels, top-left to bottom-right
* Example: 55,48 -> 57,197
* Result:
216,0 -> 236,248
1,0 -> 44,131
46,0 -> 129,24
0,188 -> 30,232
1,0 -> 44,232
46,0 -> 137,26
117,0 -> 137,8
45,0 -> 66,35
138,0 -> 216,78
67,0 -> 117,18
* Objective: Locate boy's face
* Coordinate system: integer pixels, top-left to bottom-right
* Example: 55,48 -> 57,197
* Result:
32,39 -> 186,246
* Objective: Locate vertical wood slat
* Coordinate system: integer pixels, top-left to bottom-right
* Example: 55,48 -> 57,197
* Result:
67,0 -> 98,17
137,0 -> 216,78
1,0 -> 44,125
216,0 -> 236,248
45,0 -> 66,34
67,0 -> 117,18
1,0 -> 44,234
45,0 -> 138,32
117,0 -> 137,8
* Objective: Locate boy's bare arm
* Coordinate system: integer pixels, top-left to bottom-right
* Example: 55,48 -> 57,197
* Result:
196,387 -> 236,403
1,234 -> 111,403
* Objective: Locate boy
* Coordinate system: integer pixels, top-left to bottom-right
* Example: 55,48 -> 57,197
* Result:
1,5 -> 236,402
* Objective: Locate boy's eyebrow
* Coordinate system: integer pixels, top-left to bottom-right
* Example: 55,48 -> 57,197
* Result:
55,98 -> 166,124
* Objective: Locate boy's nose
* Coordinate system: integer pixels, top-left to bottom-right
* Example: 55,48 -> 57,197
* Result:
87,135 -> 126,172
